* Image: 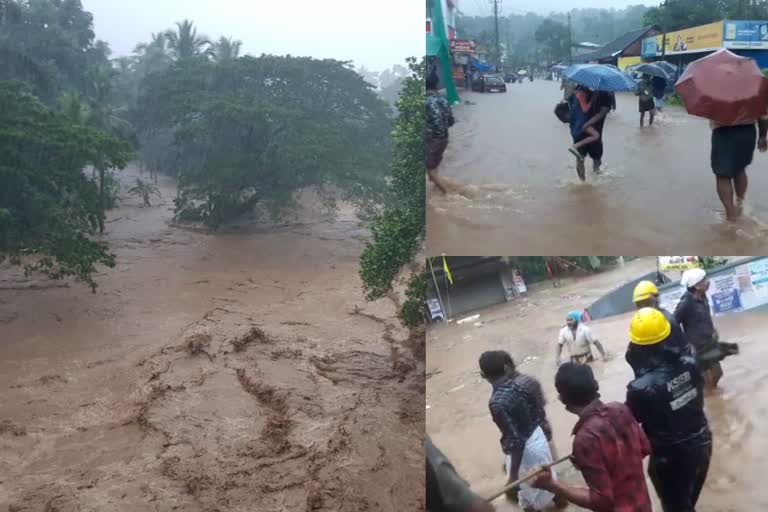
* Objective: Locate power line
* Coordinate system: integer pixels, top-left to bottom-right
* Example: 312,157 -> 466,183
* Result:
490,0 -> 502,68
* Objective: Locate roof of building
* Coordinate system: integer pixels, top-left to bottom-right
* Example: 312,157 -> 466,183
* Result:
574,42 -> 601,48
576,26 -> 656,62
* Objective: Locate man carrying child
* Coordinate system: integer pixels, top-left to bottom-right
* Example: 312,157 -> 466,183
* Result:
567,86 -> 613,181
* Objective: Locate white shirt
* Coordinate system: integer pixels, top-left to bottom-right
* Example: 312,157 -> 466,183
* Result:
558,324 -> 596,358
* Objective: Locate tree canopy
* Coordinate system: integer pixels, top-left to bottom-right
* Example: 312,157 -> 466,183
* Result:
643,0 -> 768,32
0,82 -> 131,290
359,58 -> 425,328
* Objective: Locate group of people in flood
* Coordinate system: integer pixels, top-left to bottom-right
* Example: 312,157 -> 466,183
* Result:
427,268 -> 738,512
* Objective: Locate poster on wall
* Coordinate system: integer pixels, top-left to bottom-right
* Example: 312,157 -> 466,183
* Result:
659,285 -> 686,314
658,256 -> 702,271
723,20 -> 768,50
749,258 -> 768,298
706,272 -> 742,315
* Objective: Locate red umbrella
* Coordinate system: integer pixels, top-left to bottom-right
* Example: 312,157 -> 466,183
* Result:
675,49 -> 768,126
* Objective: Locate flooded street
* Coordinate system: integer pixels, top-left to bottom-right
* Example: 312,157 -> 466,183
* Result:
427,257 -> 768,511
427,80 -> 768,254
0,166 -> 424,511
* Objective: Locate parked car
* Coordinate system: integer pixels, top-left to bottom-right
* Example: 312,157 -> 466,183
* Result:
472,74 -> 507,93
503,72 -> 517,83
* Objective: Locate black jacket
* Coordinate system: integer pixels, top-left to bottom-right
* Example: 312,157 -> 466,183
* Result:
659,307 -> 693,356
674,291 -> 717,354
626,349 -> 710,452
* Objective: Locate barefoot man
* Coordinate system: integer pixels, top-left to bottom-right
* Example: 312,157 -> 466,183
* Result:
426,71 -> 455,194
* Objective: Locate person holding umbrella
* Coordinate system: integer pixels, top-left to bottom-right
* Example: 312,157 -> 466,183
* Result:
636,75 -> 656,127
675,49 -> 768,220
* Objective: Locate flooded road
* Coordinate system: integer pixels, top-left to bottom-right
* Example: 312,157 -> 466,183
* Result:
427,80 -> 768,254
0,166 -> 424,511
427,257 -> 768,511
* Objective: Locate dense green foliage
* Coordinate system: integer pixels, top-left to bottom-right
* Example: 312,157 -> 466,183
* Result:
359,58 -> 425,327
644,0 -> 768,32
0,82 -> 131,290
0,0 -> 135,288
134,55 -> 391,227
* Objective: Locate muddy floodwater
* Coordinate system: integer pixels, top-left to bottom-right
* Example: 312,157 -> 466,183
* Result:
0,166 -> 424,511
427,257 -> 768,511
427,80 -> 768,254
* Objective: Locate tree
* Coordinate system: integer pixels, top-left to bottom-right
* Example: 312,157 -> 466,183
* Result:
0,82 -> 132,290
165,20 -> 213,61
134,55 -> 391,228
213,36 -> 242,62
642,0 -> 732,32
535,19 -> 571,63
128,178 -> 161,206
359,58 -> 425,327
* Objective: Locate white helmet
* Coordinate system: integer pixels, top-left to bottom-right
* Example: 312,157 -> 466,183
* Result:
681,268 -> 707,289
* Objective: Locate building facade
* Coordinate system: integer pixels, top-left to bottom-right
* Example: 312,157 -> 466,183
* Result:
641,20 -> 768,69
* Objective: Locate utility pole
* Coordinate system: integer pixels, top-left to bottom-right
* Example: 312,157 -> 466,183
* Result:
490,0 -> 501,70
567,13 -> 572,65
660,0 -> 667,59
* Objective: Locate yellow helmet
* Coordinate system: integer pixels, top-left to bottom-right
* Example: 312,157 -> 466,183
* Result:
632,280 -> 659,303
629,307 -> 671,346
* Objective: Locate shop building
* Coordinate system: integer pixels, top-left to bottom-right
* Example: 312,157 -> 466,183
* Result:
575,26 -> 659,69
641,20 -> 768,69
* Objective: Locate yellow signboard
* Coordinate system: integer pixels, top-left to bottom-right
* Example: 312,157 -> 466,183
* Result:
618,56 -> 642,72
644,21 -> 724,56
658,256 -> 703,271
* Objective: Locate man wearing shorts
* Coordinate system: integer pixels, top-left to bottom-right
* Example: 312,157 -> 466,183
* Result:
479,351 -> 559,511
426,71 -> 455,194
710,116 -> 768,220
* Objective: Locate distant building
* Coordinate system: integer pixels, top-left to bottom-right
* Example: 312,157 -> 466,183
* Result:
575,26 -> 659,71
426,0 -> 458,42
641,20 -> 768,69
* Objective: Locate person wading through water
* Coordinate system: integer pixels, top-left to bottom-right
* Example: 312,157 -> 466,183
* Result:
528,363 -> 653,511
709,111 -> 768,220
426,70 -> 455,195
636,75 -> 656,127
426,436 -> 495,512
556,311 -> 607,367
674,268 -> 738,389
632,280 -> 692,356
479,351 -> 561,511
626,308 -> 713,512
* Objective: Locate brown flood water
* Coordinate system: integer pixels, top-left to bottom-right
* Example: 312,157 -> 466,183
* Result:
427,257 -> 768,511
0,166 -> 424,511
427,80 -> 768,255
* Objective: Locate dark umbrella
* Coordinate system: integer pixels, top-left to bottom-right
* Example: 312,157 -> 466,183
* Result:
635,63 -> 672,80
563,64 -> 637,92
656,61 -> 677,77
675,49 -> 768,126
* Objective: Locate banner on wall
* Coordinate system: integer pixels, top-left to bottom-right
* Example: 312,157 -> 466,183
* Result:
723,20 -> 768,50
641,21 -> 724,57
706,272 -> 743,314
658,256 -> 702,271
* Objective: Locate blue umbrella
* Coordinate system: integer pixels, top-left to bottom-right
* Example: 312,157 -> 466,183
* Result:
563,64 -> 637,92
635,62 -> 672,80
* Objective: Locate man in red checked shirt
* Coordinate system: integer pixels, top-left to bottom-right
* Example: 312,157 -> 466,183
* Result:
528,363 -> 653,512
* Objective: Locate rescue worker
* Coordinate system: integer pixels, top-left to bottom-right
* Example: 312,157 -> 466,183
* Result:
632,280 -> 692,355
626,308 -> 712,512
674,268 -> 738,388
556,311 -> 607,366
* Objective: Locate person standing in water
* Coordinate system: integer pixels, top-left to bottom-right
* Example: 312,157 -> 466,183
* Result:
636,75 -> 656,127
556,311 -> 607,366
625,308 -> 712,512
479,351 -> 559,511
426,71 -> 455,195
528,363 -> 653,511
709,113 -> 768,220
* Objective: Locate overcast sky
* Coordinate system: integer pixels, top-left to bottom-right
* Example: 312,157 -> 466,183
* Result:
81,0 -> 422,72
462,0 -> 656,16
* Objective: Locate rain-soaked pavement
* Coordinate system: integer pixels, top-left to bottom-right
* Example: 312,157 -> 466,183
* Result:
427,257 -> 768,511
427,80 -> 768,255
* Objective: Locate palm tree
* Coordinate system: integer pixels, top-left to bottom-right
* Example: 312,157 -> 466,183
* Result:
165,20 -> 212,61
213,36 -> 242,62
128,178 -> 161,206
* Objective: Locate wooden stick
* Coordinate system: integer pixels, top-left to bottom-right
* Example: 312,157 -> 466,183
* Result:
485,454 -> 572,502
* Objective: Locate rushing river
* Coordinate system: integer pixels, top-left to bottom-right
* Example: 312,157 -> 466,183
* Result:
0,166 -> 424,511
427,80 -> 768,255
427,257 -> 768,511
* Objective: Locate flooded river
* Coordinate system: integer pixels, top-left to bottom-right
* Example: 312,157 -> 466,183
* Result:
427,257 -> 768,511
0,166 -> 424,511
427,80 -> 768,254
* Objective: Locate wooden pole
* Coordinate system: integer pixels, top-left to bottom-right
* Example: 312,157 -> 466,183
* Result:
485,454 -> 572,502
